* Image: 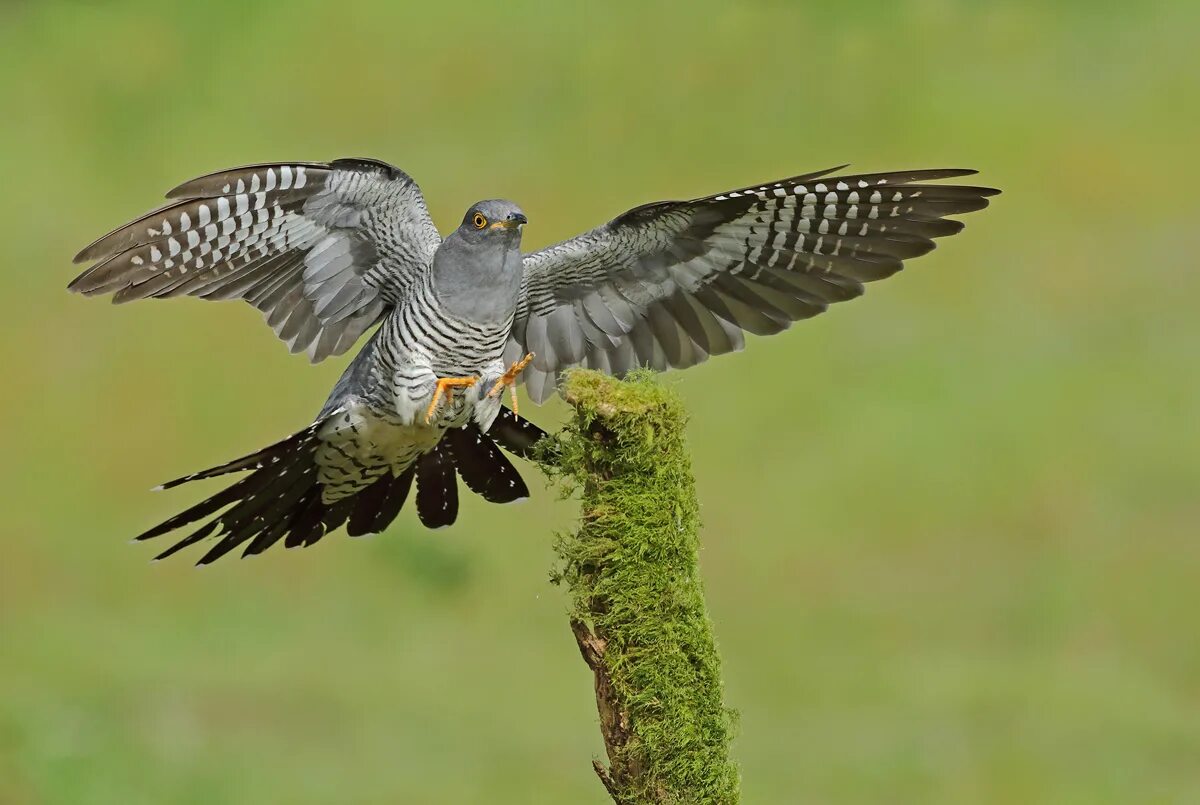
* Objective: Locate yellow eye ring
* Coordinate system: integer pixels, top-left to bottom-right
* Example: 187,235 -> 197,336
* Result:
472,212 -> 487,229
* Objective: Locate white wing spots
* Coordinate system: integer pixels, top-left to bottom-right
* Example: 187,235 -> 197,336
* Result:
814,236 -> 824,253
217,197 -> 230,221
186,230 -> 200,249
167,237 -> 181,257
204,223 -> 219,241
131,255 -> 144,266
179,211 -> 191,231
818,219 -> 830,235
265,168 -> 277,191
792,185 -> 808,195
803,192 -> 817,205
815,183 -> 827,192
163,258 -> 175,269
869,191 -> 883,204
824,191 -> 837,204
858,180 -> 870,188
221,183 -> 231,193
836,181 -> 849,190
147,226 -> 160,237
823,204 -> 837,218
838,221 -> 849,236
198,204 -> 211,227
846,205 -> 859,219
161,219 -> 172,236
801,204 -> 816,219
280,165 -> 294,190
868,207 -> 880,219
234,194 -> 249,216
772,187 -> 787,197
848,191 -> 860,204
859,223 -> 869,236
892,192 -> 904,202
150,246 -> 162,262
235,178 -> 246,193
295,166 -> 308,189
249,173 -> 261,192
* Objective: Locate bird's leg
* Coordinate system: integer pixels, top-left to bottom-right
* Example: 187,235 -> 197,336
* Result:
487,353 -> 535,416
424,377 -> 478,424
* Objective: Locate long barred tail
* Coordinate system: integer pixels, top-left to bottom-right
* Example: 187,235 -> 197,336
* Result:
138,409 -> 547,565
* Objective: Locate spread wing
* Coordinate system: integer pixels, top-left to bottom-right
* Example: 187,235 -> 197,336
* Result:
70,158 -> 442,362
508,167 -> 999,402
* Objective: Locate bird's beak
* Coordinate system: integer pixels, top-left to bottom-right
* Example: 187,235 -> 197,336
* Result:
490,213 -> 528,230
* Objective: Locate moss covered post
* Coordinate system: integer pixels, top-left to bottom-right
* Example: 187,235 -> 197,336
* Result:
537,369 -> 740,804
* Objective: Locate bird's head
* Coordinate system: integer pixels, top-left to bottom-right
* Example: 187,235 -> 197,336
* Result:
457,200 -> 527,244
431,199 -> 528,322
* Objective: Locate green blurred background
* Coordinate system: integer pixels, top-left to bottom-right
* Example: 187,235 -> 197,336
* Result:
2,1 -> 1197,802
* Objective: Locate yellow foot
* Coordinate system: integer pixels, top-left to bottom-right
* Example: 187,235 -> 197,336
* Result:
424,376 -> 478,424
488,353 -> 535,416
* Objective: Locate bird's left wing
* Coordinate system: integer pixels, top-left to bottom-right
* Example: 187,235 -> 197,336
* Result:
71,158 -> 442,362
509,167 -> 999,402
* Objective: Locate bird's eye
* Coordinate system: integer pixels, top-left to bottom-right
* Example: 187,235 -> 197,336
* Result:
472,212 -> 487,229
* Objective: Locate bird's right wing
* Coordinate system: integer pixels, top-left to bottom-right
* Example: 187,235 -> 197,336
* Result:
70,158 -> 442,362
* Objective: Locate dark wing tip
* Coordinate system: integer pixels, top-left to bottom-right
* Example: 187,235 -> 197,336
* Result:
73,239 -> 106,264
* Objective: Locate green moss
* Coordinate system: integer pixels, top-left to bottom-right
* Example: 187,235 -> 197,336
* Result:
539,369 -> 740,803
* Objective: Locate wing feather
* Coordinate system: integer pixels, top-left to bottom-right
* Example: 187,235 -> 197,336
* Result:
70,158 -> 441,362
511,167 -> 997,401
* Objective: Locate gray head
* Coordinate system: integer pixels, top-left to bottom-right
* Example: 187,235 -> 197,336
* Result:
431,199 -> 528,324
456,199 -> 527,242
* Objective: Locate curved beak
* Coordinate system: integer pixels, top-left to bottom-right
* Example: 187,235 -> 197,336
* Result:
490,212 -> 528,230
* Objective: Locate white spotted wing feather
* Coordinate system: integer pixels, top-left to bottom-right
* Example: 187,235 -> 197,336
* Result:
71,158 -> 442,362
510,166 -> 999,401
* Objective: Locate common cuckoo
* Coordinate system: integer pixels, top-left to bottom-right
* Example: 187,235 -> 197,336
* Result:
71,158 -> 997,563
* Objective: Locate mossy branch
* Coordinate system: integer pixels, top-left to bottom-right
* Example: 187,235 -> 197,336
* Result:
537,369 -> 740,804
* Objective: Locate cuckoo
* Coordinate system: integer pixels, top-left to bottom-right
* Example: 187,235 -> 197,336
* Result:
70,158 -> 997,563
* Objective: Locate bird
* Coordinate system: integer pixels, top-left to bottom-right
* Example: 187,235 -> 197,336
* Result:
70,157 -> 998,564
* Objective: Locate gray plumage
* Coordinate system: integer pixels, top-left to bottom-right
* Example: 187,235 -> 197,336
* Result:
70,157 -> 997,562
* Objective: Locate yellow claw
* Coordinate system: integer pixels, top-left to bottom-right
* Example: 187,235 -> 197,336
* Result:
424,376 -> 479,424
488,353 -> 535,416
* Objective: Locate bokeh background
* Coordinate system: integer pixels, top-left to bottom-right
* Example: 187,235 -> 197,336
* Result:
3,1 -> 1198,802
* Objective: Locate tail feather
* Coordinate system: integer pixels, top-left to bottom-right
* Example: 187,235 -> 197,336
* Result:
157,424 -> 322,490
447,425 -> 529,503
364,468 -> 416,533
137,406 -> 549,563
348,467 -> 415,537
487,409 -> 546,458
415,442 -> 458,529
